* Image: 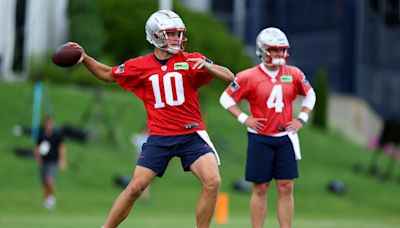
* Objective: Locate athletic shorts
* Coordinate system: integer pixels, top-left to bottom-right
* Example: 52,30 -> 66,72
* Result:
245,132 -> 298,183
40,162 -> 58,183
137,133 -> 214,177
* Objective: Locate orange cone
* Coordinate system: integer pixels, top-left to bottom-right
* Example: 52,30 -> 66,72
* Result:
215,192 -> 229,224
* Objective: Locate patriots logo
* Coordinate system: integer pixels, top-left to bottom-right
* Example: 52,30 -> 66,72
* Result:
301,74 -> 309,85
229,81 -> 240,92
115,64 -> 125,74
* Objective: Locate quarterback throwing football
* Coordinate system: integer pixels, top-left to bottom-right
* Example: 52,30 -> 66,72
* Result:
70,10 -> 234,228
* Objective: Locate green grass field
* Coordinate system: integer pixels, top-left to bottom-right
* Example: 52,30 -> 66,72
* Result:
0,82 -> 399,227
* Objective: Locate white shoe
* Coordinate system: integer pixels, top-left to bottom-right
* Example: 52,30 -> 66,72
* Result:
44,195 -> 56,209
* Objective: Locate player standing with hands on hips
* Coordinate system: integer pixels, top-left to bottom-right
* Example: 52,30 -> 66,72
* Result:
219,27 -> 316,228
68,10 -> 234,228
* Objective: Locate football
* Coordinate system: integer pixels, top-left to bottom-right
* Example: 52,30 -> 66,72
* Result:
51,44 -> 82,67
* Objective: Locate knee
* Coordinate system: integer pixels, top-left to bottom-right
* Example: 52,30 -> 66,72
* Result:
45,176 -> 54,184
253,183 -> 269,197
125,182 -> 145,199
277,181 -> 294,196
203,175 -> 221,193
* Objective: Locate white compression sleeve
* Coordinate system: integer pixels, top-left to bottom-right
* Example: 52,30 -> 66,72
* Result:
219,91 -> 237,109
301,88 -> 316,110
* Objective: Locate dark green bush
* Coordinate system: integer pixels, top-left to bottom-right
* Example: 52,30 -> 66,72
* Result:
96,0 -> 252,74
68,1 -> 107,58
97,0 -> 158,63
41,0 -> 252,90
311,68 -> 329,130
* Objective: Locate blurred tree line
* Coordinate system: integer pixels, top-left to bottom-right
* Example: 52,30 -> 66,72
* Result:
36,0 -> 252,92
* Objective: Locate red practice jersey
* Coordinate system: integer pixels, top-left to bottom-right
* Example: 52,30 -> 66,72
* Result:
112,52 -> 212,136
225,64 -> 312,135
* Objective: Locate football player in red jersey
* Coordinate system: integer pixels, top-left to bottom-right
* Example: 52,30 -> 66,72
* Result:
220,27 -> 316,228
69,10 -> 233,228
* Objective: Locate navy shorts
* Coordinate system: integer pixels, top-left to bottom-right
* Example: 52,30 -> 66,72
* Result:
40,162 -> 58,183
137,133 -> 214,177
245,132 -> 298,183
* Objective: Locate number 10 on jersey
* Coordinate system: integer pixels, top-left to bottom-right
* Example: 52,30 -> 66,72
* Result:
149,72 -> 185,108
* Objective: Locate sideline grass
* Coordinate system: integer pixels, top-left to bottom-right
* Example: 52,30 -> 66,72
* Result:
2,214 -> 400,228
0,82 -> 399,227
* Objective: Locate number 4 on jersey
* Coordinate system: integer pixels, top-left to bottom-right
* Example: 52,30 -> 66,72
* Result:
267,85 -> 284,112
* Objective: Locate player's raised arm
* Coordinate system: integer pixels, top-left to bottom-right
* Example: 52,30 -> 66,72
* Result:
68,42 -> 116,83
208,64 -> 234,82
82,55 -> 115,83
187,58 -> 234,82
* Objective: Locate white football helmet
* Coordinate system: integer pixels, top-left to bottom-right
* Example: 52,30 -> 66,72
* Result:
256,27 -> 290,66
145,10 -> 187,54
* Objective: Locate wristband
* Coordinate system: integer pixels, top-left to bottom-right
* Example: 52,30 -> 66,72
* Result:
237,113 -> 248,124
204,57 -> 213,65
297,112 -> 309,124
204,57 -> 213,70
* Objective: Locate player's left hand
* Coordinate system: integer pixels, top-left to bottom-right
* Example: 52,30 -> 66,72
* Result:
187,58 -> 212,71
244,116 -> 267,132
67,42 -> 86,63
286,118 -> 304,132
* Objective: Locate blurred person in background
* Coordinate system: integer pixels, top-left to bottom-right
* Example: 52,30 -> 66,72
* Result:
219,27 -> 316,228
69,9 -> 234,228
33,115 -> 67,210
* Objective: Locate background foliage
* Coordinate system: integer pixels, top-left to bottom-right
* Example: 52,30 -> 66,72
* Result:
311,68 -> 329,129
68,0 -> 107,59
48,0 -> 252,90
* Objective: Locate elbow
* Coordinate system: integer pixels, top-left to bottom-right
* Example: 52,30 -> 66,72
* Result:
100,71 -> 116,83
97,77 -> 113,83
220,91 -> 236,109
219,93 -> 226,107
220,72 -> 234,83
226,73 -> 235,82
224,70 -> 235,82
213,65 -> 234,82
104,77 -> 116,83
302,89 -> 316,110
104,70 -> 116,83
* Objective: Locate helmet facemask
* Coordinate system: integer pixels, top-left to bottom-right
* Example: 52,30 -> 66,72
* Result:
154,28 -> 187,54
256,27 -> 290,66
145,10 -> 187,54
257,45 -> 289,66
